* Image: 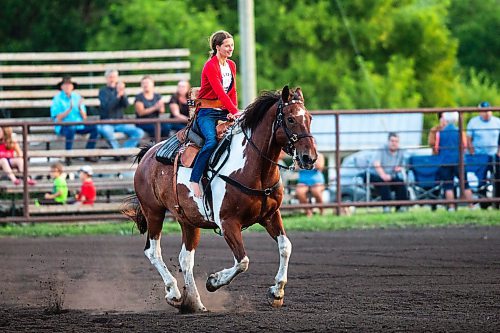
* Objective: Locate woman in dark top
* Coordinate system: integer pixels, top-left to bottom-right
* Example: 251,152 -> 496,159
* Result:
134,75 -> 170,138
168,80 -> 191,132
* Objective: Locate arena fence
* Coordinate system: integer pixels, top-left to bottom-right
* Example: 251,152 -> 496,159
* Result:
1,105 -> 499,223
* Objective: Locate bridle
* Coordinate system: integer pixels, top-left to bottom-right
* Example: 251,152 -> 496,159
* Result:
274,98 -> 314,157
241,97 -> 314,170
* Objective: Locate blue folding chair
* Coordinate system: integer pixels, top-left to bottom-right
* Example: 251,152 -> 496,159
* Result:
408,155 -> 442,210
465,154 -> 493,208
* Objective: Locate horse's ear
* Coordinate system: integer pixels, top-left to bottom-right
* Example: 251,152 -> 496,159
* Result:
281,85 -> 291,102
294,87 -> 304,102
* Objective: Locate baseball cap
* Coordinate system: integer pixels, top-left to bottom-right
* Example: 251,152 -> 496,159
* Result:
79,165 -> 93,176
478,101 -> 490,108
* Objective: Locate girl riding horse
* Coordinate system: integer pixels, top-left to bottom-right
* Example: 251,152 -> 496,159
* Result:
190,30 -> 239,198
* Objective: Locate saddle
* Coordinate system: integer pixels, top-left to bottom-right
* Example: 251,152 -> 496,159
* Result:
155,115 -> 234,168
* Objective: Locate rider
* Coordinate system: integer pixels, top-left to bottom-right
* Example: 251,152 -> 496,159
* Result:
190,30 -> 239,198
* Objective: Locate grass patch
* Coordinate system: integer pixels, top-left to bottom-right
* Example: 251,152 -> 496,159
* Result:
0,209 -> 499,237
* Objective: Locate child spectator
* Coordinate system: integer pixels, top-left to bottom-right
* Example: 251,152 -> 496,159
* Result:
40,162 -> 68,205
75,165 -> 96,205
0,126 -> 36,185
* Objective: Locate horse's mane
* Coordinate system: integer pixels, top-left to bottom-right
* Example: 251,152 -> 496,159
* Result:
239,90 -> 280,132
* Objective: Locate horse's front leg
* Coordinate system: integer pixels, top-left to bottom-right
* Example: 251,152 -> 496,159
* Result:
206,220 -> 249,292
264,210 -> 292,308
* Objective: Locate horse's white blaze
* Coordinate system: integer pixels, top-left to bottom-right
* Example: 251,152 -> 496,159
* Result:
144,238 -> 181,302
209,256 -> 249,289
179,244 -> 205,310
270,235 -> 292,299
296,107 -> 307,126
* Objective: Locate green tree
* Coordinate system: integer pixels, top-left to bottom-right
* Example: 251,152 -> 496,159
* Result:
87,0 -> 222,86
448,0 -> 500,82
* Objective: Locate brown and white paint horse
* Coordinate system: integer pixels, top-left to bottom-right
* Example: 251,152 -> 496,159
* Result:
124,86 -> 317,312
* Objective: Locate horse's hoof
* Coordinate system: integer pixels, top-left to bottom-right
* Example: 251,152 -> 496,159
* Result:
206,274 -> 218,292
270,297 -> 284,308
166,296 -> 183,308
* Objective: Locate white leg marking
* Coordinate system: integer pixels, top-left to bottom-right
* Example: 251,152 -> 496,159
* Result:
207,256 -> 249,292
269,235 -> 292,299
144,237 -> 182,304
178,244 -> 206,312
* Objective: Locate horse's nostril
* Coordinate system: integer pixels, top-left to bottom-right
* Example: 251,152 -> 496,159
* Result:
302,155 -> 312,164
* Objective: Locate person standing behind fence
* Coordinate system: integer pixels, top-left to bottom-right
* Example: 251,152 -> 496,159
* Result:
428,112 -> 444,155
134,75 -> 170,139
466,101 -> 500,156
0,126 -> 36,185
370,132 -> 409,213
168,80 -> 191,133
98,69 -> 144,151
50,76 -> 99,165
437,112 -> 474,211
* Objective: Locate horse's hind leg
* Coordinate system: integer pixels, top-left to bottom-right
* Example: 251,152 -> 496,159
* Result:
206,220 -> 249,292
263,210 -> 292,308
143,210 -> 182,308
178,224 -> 207,313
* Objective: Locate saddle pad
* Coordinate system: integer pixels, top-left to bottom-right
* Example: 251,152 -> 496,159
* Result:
155,135 -> 181,165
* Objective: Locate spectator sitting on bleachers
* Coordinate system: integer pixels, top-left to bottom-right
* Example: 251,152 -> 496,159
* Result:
466,101 -> 500,156
437,112 -> 474,211
39,162 -> 68,205
370,132 -> 408,213
168,80 -> 191,133
295,152 -> 326,217
50,76 -> 99,165
0,126 -> 36,185
134,75 -> 170,139
74,165 -> 96,205
98,69 -> 144,152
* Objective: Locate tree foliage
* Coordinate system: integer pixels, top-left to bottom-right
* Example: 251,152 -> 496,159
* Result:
0,0 -> 497,110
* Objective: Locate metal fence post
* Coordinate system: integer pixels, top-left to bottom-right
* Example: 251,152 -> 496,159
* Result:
335,113 -> 341,216
22,124 -> 30,220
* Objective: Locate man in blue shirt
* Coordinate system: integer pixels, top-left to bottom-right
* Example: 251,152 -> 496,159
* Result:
466,101 -> 500,156
50,76 -> 99,164
98,69 -> 144,151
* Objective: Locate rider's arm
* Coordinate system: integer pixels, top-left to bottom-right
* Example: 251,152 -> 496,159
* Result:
205,62 -> 239,115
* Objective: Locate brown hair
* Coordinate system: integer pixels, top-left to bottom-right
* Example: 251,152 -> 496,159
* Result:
208,30 -> 233,58
141,75 -> 154,84
51,162 -> 64,173
0,126 -> 15,150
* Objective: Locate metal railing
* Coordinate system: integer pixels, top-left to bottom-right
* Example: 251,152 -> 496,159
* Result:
1,105 -> 499,222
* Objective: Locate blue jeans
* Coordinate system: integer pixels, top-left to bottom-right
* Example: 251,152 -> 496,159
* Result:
98,124 -> 144,149
190,108 -> 228,183
60,125 -> 98,150
137,123 -> 171,139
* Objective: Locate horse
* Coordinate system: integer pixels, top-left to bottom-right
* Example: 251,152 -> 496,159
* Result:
123,86 -> 318,313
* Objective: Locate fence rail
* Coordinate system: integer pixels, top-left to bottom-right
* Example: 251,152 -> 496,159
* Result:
0,105 -> 499,223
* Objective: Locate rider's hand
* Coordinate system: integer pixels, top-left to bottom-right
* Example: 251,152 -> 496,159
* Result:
227,113 -> 237,121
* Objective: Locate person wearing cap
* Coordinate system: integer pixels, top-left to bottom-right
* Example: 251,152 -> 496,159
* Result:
74,165 -> 96,205
98,69 -> 144,152
466,101 -> 500,155
50,76 -> 99,163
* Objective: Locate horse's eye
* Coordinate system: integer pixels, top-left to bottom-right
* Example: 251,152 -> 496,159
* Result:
287,117 -> 295,123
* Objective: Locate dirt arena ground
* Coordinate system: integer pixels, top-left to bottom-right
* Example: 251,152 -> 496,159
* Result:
0,227 -> 499,332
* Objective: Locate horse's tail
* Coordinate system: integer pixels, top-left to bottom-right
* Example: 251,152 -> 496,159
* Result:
134,142 -> 155,165
122,194 -> 148,234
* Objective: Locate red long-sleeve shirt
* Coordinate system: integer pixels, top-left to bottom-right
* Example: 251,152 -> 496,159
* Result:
197,56 -> 238,114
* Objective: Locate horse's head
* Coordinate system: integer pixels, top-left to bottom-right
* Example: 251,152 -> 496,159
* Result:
275,86 -> 318,170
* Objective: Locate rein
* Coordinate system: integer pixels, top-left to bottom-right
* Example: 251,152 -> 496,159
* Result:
216,97 -> 313,224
